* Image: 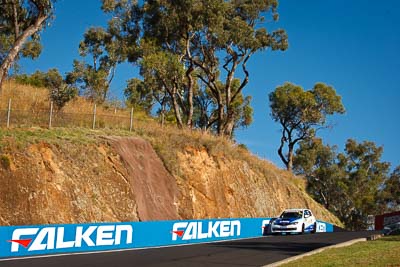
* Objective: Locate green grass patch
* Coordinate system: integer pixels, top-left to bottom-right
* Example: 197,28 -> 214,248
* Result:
282,235 -> 400,267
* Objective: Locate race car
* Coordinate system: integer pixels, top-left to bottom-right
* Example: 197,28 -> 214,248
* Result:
269,208 -> 317,234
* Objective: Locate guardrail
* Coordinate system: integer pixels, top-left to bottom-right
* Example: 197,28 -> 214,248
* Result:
0,218 -> 333,259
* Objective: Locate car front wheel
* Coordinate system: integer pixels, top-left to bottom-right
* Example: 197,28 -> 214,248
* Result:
311,222 -> 317,234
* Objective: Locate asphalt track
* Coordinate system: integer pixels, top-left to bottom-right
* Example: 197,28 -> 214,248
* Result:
0,231 -> 380,267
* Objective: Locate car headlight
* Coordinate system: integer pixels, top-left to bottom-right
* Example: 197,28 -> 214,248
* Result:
290,222 -> 298,225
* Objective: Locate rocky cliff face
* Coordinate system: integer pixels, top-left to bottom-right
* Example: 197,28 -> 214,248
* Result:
174,147 -> 339,224
0,134 -> 340,226
0,140 -> 138,225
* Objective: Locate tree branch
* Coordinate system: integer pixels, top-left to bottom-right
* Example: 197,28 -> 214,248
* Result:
12,0 -> 19,39
230,51 -> 253,103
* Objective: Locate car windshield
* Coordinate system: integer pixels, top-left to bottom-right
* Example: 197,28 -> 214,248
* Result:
280,211 -> 303,219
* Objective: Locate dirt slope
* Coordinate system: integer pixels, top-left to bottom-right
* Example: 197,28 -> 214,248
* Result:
0,131 -> 341,226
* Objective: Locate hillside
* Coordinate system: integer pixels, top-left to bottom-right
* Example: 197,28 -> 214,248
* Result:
0,127 -> 341,226
0,81 -> 342,226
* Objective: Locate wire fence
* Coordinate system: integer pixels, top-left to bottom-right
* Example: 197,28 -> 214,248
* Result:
0,98 -> 135,131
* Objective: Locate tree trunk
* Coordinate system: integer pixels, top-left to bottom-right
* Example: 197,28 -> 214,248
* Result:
185,66 -> 194,129
278,137 -> 289,170
171,86 -> 183,129
0,13 -> 48,91
217,94 -> 224,135
223,118 -> 235,138
287,143 -> 294,172
160,110 -> 165,127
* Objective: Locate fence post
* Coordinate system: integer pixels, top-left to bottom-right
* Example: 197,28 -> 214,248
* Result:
49,101 -> 53,129
6,98 -> 11,128
129,107 -> 134,132
92,104 -> 97,130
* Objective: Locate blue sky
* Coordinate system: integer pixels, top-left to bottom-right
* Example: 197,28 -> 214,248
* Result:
19,0 -> 400,169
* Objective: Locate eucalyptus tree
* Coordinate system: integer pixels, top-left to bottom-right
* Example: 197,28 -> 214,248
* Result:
66,0 -> 141,103
0,0 -> 55,90
100,0 -> 287,134
140,0 -> 204,128
66,27 -> 123,103
294,138 -> 392,230
193,78 -> 253,136
382,166 -> 400,211
269,82 -> 345,171
139,40 -> 186,127
294,138 -> 350,218
124,78 -> 154,114
190,0 -> 288,136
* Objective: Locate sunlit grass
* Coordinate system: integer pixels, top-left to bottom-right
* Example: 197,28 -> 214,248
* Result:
281,235 -> 400,267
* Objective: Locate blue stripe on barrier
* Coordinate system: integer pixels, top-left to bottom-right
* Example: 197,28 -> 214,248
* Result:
0,218 -> 334,259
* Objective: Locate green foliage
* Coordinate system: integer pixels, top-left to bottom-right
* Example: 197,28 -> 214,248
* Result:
191,79 -> 253,135
66,25 -> 127,103
237,143 -> 249,151
294,138 -> 393,230
381,166 -> 400,211
0,0 -> 55,88
66,59 -> 110,103
228,80 -> 254,134
100,0 -> 287,135
269,82 -> 345,171
20,40 -> 42,59
188,0 -> 287,136
15,70 -> 48,87
0,1 -> 50,60
139,39 -> 187,127
124,78 -> 154,114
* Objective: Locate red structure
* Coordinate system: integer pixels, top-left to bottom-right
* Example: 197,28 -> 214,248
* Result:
375,211 -> 400,230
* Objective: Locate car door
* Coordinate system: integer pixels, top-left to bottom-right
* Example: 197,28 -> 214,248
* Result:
304,210 -> 312,228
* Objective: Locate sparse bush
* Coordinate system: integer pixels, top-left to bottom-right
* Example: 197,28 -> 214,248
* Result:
237,143 -> 248,151
50,84 -> 78,110
14,71 -> 48,88
0,154 -> 11,170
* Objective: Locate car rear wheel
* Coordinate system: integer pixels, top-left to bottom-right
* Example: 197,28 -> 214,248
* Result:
301,223 -> 305,234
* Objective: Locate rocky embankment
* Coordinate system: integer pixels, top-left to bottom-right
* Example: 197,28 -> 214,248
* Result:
0,134 -> 340,226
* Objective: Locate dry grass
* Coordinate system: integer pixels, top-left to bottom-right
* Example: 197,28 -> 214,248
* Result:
0,80 -> 303,184
0,80 -> 154,129
0,80 -> 133,116
0,79 -> 49,111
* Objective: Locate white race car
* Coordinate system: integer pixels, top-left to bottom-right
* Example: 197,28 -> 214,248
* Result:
270,209 -> 317,234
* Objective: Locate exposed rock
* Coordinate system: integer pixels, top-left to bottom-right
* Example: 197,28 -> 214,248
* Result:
0,136 -> 341,226
175,147 -> 340,224
0,141 -> 138,225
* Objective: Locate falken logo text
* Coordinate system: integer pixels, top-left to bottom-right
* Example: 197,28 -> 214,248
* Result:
172,220 -> 241,241
8,225 -> 133,252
